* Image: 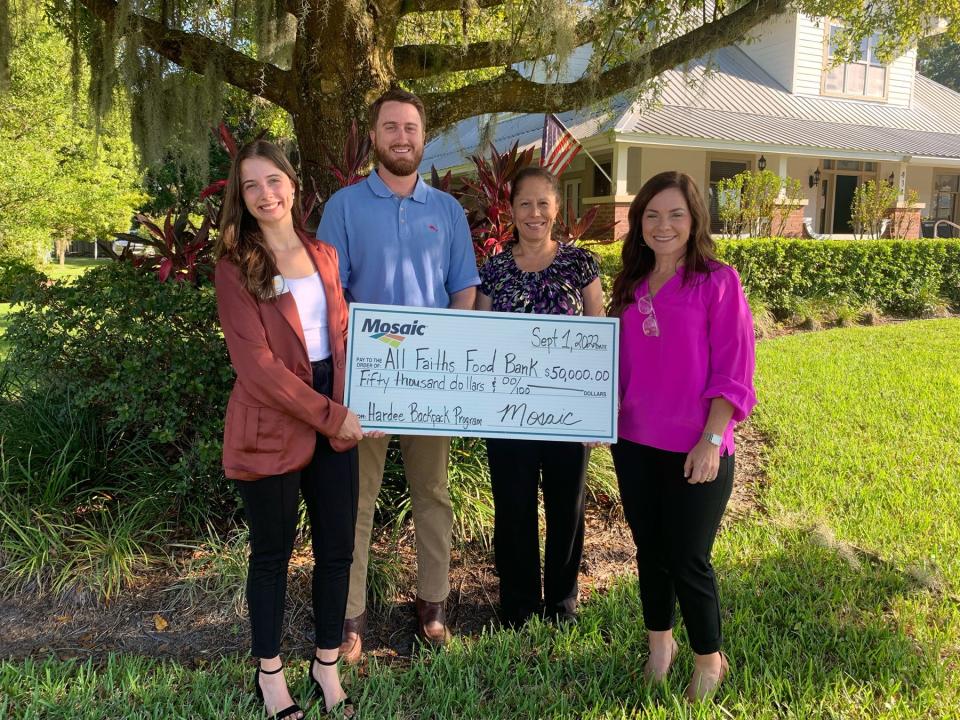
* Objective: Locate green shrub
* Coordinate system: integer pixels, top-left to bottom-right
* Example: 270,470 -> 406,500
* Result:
594,239 -> 960,317
716,170 -> 805,238
722,238 -> 959,316
0,257 -> 44,303
3,262 -> 234,524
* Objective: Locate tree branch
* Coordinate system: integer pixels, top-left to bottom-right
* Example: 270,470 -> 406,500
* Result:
398,0 -> 505,15
394,18 -> 600,79
423,0 -> 789,130
77,0 -> 296,108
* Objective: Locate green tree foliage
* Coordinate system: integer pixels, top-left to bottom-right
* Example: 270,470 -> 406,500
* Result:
0,5 -> 143,263
918,35 -> 960,92
22,0 -> 959,196
140,83 -> 293,215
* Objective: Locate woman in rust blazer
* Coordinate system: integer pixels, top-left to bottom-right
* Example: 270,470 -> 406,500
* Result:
215,140 -> 367,720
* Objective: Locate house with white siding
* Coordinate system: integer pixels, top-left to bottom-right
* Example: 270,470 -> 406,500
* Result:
420,13 -> 960,239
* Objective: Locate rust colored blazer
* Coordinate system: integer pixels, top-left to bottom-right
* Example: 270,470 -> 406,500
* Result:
215,231 -> 355,480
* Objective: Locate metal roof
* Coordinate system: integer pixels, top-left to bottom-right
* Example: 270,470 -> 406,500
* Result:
421,45 -> 960,170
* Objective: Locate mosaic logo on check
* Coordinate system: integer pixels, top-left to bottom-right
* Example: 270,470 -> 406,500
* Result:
371,332 -> 406,348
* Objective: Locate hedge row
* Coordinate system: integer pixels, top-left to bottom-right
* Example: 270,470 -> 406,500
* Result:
593,238 -> 960,316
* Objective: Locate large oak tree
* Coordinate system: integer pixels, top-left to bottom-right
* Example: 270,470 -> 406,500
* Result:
22,0 -> 960,193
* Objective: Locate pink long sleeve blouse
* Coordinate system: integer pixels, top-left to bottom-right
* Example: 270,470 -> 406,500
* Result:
618,262 -> 757,455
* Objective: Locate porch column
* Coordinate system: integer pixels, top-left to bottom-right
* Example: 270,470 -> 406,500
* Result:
776,155 -> 789,199
612,141 -> 629,197
895,160 -> 908,204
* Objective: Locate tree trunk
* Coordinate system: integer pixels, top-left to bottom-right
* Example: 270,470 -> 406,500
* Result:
287,3 -> 393,221
292,104 -> 370,216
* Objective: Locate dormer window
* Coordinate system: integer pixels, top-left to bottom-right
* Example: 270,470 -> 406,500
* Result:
823,25 -> 887,99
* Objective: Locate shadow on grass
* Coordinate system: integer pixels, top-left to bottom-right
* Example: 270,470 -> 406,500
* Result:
357,522 -> 943,719
0,523 -> 946,719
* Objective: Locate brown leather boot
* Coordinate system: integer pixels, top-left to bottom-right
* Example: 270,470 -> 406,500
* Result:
415,597 -> 452,647
338,611 -> 366,666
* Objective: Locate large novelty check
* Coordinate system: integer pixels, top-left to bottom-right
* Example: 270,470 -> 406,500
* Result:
344,303 -> 619,443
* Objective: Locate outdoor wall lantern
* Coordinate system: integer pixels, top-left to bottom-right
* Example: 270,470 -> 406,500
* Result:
808,168 -> 821,188
757,155 -> 767,171
888,172 -> 896,184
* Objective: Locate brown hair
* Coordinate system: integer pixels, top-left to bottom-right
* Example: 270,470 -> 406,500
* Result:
509,166 -> 562,243
215,140 -> 303,301
608,171 -> 717,318
368,88 -> 427,131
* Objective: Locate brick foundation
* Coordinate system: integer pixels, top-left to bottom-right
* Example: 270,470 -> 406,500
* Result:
777,206 -> 806,237
773,199 -> 809,238
587,202 -> 631,241
886,207 -> 922,239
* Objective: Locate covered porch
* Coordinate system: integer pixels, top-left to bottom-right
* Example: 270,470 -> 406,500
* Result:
557,136 -> 957,240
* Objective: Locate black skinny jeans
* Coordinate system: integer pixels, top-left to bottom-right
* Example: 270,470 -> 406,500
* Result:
234,358 -> 359,658
611,438 -> 733,655
487,438 -> 589,627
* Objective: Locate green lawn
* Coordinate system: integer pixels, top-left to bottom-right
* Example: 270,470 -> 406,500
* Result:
0,302 -> 13,358
2,319 -> 958,719
42,257 -> 109,284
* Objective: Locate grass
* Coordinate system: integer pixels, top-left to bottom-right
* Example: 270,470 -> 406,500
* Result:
41,257 -> 109,284
2,319 -> 958,718
0,302 -> 12,357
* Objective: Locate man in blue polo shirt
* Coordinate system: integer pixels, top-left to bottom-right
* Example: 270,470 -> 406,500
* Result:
318,88 -> 479,664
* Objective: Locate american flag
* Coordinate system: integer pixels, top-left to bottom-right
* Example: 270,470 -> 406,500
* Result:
540,113 -> 582,175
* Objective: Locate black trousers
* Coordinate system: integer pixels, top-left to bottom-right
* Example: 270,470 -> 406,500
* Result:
486,438 -> 589,627
611,438 -> 733,655
234,359 -> 359,657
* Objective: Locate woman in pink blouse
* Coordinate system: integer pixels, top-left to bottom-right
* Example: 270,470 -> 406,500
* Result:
608,171 -> 756,702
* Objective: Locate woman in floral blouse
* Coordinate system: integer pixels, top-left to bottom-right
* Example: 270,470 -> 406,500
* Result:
475,166 -> 604,627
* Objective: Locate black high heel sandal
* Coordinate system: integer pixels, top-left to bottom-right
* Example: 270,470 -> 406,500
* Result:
310,655 -> 355,717
254,663 -> 303,720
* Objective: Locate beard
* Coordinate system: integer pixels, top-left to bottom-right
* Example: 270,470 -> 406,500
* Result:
374,139 -> 424,177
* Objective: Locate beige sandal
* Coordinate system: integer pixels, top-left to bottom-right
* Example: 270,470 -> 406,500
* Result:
684,651 -> 729,702
642,639 -> 679,684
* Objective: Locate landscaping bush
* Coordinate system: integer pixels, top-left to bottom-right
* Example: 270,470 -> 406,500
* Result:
4,235 -> 956,575
593,238 -> 960,316
3,261 -> 234,525
0,257 -> 45,303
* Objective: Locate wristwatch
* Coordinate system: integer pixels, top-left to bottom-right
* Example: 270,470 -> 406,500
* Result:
702,431 -> 723,447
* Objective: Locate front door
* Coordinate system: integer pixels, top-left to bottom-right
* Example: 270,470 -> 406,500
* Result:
832,174 -> 859,233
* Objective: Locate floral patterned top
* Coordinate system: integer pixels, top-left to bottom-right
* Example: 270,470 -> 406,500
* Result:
479,242 -> 600,316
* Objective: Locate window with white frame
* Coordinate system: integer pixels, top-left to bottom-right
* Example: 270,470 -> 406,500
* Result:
823,25 -> 887,99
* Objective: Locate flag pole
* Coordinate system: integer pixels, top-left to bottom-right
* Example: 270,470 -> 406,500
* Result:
551,113 -> 613,184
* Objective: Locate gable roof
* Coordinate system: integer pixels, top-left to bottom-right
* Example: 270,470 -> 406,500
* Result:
421,45 -> 960,171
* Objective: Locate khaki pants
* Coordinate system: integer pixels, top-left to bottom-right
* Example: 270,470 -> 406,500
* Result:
345,434 -> 452,619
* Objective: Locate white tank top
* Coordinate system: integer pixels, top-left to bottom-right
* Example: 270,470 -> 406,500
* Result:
283,272 -> 330,361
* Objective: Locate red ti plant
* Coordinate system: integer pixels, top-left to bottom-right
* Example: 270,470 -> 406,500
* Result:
554,200 -> 619,246
429,166 -> 454,193
320,120 -> 371,188
112,211 -> 215,285
456,140 -> 535,262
